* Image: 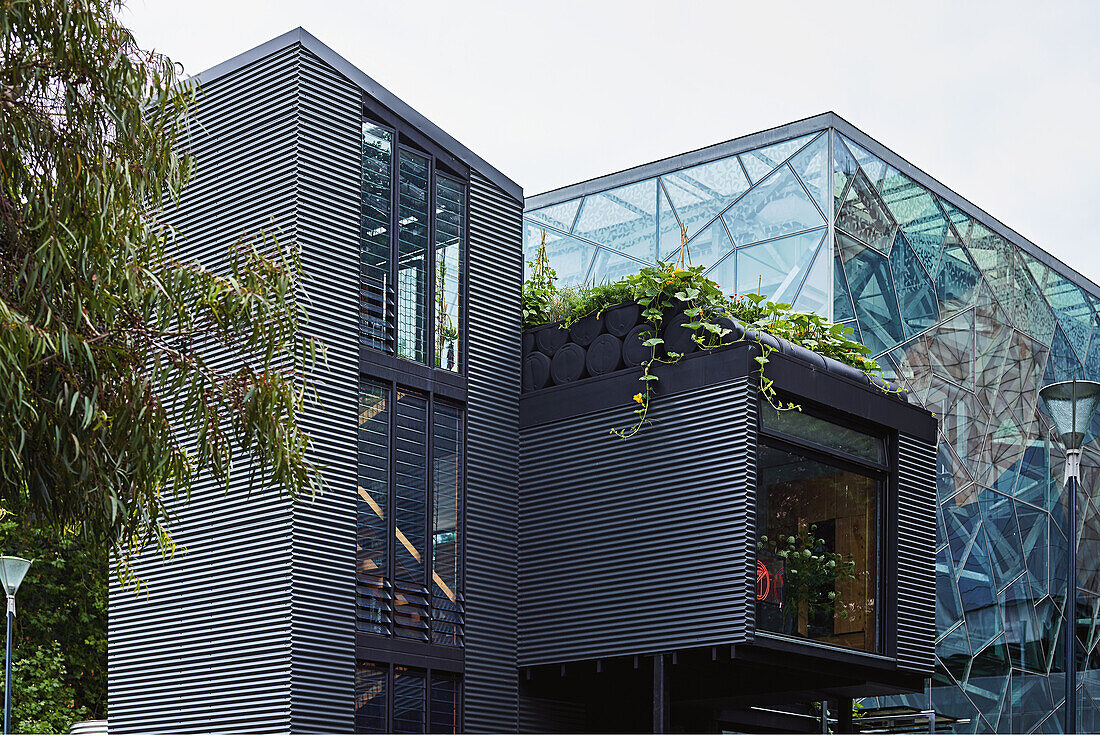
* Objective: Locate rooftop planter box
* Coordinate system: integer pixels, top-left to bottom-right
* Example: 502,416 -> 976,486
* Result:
517,303 -> 938,721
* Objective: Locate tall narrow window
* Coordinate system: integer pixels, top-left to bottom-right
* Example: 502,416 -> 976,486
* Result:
397,151 -> 430,363
360,124 -> 393,351
394,389 -> 429,640
432,403 -> 463,645
357,381 -> 391,633
393,667 -> 427,734
434,176 -> 464,372
354,661 -> 387,733
429,673 -> 461,733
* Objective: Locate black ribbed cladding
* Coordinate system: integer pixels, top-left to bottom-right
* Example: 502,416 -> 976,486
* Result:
465,171 -> 522,731
519,377 -> 757,666
110,43 -> 363,733
108,44 -> 302,734
895,432 -> 937,674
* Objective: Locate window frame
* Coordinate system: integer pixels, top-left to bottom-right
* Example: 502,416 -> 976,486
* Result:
360,102 -> 470,375
754,396 -> 893,657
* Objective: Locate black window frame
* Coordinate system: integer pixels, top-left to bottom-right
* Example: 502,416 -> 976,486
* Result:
360,100 -> 470,376
356,377 -> 468,650
754,394 -> 893,657
354,660 -> 464,734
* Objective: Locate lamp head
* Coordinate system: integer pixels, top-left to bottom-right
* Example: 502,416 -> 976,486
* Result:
1038,379 -> 1100,451
0,557 -> 31,598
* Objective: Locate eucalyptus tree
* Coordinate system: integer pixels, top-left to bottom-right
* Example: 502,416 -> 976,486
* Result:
0,0 -> 322,583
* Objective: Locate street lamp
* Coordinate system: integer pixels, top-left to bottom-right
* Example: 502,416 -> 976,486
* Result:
1038,379 -> 1100,735
0,557 -> 31,736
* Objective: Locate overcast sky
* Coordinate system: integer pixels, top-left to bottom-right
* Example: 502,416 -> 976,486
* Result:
122,0 -> 1100,284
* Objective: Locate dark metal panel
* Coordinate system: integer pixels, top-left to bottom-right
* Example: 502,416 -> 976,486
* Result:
192,28 -> 523,204
894,432 -> 937,674
464,172 -> 523,731
518,378 -> 758,666
289,48 -> 361,733
108,44 -> 303,734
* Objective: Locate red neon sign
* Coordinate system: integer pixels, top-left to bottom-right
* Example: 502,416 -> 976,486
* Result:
755,559 -> 784,605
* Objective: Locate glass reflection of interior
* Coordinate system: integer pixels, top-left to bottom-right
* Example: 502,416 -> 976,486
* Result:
756,409 -> 882,653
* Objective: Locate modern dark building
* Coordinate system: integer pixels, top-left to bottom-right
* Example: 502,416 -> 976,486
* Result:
107,27 -> 1095,736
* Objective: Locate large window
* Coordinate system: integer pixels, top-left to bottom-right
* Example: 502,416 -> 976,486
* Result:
755,404 -> 884,653
360,120 -> 466,372
355,661 -> 460,734
357,379 -> 464,644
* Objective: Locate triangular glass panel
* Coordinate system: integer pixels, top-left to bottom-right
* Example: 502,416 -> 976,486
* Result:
979,488 -> 1025,591
936,231 -> 981,318
788,132 -> 828,218
705,250 -> 736,296
836,232 -> 905,355
1043,271 -> 1095,359
661,154 -> 749,242
837,169 -> 896,254
1044,325 -> 1085,391
721,165 -> 825,247
572,178 -> 657,262
1085,321 -> 1100,383
890,230 -> 940,338
738,132 -> 816,183
890,335 -> 934,403
834,251 -> 857,323
833,133 -> 859,218
658,182 -> 684,262
996,330 -> 1049,429
839,134 -> 889,188
876,167 -> 948,273
939,620 -> 972,682
928,310 -> 975,384
1019,249 -> 1051,293
734,228 -> 825,304
792,240 -> 830,316
526,198 -> 581,233
523,220 -> 597,286
588,247 -> 650,286
1013,259 -> 1057,344
939,196 -> 973,228
683,218 -> 735,273
966,223 -> 1016,319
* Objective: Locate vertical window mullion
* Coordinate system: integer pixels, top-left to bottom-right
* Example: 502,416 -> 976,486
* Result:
427,158 -> 436,368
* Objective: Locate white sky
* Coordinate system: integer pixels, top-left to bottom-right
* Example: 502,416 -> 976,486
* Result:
122,0 -> 1100,285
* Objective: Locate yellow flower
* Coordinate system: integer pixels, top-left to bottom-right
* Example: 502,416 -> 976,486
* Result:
673,268 -> 686,274
633,393 -> 645,404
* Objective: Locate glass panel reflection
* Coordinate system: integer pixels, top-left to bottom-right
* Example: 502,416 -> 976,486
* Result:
734,228 -> 824,303
756,444 -> 880,652
760,404 -> 884,463
361,124 -> 393,352
434,176 -> 464,372
572,178 -> 657,262
397,150 -> 430,363
722,165 -> 825,248
661,155 -> 749,241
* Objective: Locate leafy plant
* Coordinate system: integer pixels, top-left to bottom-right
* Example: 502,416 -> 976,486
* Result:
520,254 -> 888,437
0,0 -> 323,584
758,525 -> 856,629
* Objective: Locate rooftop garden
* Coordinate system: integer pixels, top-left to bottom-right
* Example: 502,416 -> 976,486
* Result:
522,229 -> 888,437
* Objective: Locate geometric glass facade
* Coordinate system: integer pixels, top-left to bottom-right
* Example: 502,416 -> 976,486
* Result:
524,122 -> 1100,732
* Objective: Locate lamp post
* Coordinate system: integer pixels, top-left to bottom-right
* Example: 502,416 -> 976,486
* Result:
0,557 -> 31,736
1038,379 -> 1100,734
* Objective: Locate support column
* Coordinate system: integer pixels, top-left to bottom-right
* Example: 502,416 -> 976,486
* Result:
652,654 -> 669,734
837,698 -> 854,734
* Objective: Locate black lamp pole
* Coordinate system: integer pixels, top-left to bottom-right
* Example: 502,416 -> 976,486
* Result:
1038,378 -> 1100,735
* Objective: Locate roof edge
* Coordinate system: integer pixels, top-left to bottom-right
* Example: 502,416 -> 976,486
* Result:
526,111 -> 1100,300
190,28 -> 523,203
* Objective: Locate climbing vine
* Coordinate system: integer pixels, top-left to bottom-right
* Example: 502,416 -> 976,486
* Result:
522,246 -> 885,437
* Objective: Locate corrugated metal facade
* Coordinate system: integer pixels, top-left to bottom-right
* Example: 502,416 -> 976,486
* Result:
108,34 -> 528,732
895,432 -> 938,674
288,48 -> 361,733
518,377 -> 759,666
464,171 -> 524,730
108,43 -> 306,733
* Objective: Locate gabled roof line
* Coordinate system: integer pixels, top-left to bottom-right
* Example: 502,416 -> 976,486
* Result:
191,27 -> 523,203
526,111 -> 1099,300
